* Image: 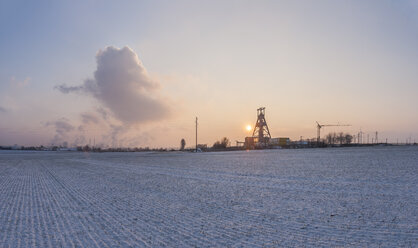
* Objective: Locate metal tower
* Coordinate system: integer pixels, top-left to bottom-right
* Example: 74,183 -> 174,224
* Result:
252,107 -> 271,145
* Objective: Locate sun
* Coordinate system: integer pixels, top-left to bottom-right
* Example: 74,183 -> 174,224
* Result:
246,125 -> 252,131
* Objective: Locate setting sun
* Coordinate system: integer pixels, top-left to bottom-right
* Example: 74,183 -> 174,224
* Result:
246,125 -> 252,132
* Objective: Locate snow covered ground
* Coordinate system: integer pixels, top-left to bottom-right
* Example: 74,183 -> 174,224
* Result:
0,146 -> 417,247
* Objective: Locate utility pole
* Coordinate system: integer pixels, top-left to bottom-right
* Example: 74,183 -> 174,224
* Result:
195,117 -> 198,152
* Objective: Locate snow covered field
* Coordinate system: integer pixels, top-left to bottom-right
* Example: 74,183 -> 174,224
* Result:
0,146 -> 417,247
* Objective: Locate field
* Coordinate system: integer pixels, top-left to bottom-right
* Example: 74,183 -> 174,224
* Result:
0,146 -> 417,247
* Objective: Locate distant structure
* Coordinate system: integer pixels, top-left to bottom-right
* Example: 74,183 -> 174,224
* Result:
242,107 -> 289,149
316,122 -> 351,144
252,107 -> 271,145
195,117 -> 198,152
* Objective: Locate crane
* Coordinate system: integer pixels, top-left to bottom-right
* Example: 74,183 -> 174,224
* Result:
316,121 -> 351,143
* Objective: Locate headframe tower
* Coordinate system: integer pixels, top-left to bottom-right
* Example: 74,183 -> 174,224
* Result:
252,107 -> 271,146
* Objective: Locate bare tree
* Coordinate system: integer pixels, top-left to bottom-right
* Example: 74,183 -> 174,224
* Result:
345,134 -> 353,144
326,133 -> 333,145
326,132 -> 353,145
213,137 -> 230,149
337,132 -> 344,145
221,137 -> 230,147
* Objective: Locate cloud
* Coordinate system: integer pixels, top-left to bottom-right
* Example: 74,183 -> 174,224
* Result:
0,106 -> 6,112
96,107 -> 108,120
54,85 -> 84,94
45,118 -> 75,145
80,112 -> 100,125
98,124 -> 154,148
10,76 -> 31,88
55,46 -> 171,124
43,110 -> 161,147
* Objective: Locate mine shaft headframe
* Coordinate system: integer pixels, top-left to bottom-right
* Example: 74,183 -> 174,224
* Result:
252,107 -> 272,143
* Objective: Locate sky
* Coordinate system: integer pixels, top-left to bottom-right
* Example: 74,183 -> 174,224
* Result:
1,0 -> 417,148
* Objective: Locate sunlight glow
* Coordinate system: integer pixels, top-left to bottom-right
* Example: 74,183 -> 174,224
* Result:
246,125 -> 252,132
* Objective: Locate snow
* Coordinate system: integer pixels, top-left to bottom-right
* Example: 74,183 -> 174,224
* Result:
0,147 -> 417,247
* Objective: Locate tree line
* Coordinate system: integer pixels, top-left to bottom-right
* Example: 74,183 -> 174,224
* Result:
325,132 -> 353,145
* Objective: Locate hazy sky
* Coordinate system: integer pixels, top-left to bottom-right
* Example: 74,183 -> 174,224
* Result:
1,0 -> 417,147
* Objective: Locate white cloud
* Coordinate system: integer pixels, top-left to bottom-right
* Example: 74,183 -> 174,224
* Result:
55,46 -> 171,124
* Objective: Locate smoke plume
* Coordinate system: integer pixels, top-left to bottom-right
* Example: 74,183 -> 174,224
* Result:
45,118 -> 75,145
56,46 -> 171,124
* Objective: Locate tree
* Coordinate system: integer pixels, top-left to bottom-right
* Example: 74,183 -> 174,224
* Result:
326,132 -> 337,145
221,137 -> 230,147
180,138 -> 186,150
326,133 -> 333,145
325,132 -> 353,145
337,132 -> 345,145
345,134 -> 353,144
213,137 -> 230,149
